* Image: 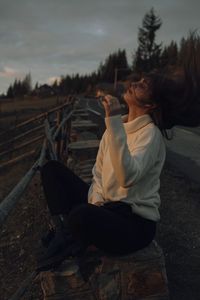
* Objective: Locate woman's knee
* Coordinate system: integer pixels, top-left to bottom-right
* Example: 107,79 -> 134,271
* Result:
40,160 -> 68,178
67,204 -> 93,236
68,204 -> 89,223
41,160 -> 59,174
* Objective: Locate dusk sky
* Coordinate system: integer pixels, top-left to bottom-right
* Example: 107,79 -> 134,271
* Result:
0,0 -> 199,94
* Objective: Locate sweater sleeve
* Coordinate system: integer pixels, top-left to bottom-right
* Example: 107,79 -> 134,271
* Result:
105,115 -> 159,188
87,132 -> 106,205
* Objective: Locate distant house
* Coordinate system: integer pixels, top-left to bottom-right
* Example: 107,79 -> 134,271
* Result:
34,84 -> 55,97
0,93 -> 6,100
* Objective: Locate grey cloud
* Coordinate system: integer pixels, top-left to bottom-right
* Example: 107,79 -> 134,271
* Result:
0,0 -> 200,93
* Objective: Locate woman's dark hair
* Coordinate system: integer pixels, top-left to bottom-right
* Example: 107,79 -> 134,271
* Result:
142,71 -> 182,140
131,32 -> 200,140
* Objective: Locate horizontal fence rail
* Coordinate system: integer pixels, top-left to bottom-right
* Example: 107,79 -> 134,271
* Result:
0,134 -> 44,157
0,160 -> 39,226
0,150 -> 37,171
0,124 -> 44,148
0,97 -> 74,139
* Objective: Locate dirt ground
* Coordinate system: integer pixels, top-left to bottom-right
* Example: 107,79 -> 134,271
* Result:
0,159 -> 200,300
157,160 -> 200,300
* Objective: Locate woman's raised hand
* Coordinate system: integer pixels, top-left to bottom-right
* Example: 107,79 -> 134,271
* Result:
102,94 -> 121,117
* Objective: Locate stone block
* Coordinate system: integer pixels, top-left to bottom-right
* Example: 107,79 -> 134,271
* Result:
40,241 -> 169,300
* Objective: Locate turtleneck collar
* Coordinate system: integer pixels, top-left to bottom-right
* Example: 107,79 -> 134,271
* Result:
122,114 -> 154,133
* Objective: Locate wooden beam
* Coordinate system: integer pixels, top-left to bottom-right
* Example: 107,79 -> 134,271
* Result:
53,110 -> 74,140
37,138 -> 47,168
0,160 -> 38,226
0,124 -> 44,148
0,134 -> 44,157
44,119 -> 57,160
0,137 -> 47,226
55,109 -> 62,160
0,150 -> 36,170
0,97 -> 73,138
86,107 -> 102,117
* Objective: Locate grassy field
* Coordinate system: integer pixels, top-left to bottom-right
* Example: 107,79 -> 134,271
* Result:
0,96 -> 67,132
0,96 -> 66,113
0,95 -> 72,166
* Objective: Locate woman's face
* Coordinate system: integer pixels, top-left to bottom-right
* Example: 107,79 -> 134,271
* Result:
123,78 -> 152,108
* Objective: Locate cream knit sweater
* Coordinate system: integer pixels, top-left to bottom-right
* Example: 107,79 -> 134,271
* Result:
88,113 -> 166,222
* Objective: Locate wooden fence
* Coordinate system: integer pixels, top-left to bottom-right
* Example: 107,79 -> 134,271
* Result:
0,95 -> 75,226
0,96 -> 74,168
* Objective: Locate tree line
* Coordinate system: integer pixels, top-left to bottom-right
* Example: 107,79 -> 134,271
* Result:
4,8 -> 200,98
6,73 -> 32,98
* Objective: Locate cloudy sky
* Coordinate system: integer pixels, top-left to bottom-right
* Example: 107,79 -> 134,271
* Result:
0,0 -> 199,94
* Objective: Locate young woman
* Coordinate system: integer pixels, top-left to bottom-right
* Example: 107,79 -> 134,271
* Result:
39,75 -> 169,262
39,37 -> 200,263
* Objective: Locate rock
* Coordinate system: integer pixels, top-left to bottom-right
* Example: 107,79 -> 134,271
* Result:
40,241 -> 169,300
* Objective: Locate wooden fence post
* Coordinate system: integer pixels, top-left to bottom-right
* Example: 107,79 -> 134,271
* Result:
55,109 -> 62,160
59,109 -> 65,160
61,119 -> 69,162
64,105 -> 73,162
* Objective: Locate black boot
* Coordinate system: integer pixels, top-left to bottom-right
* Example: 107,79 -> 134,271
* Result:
41,227 -> 55,248
40,214 -> 73,254
40,214 -> 67,248
38,230 -> 74,259
36,238 -> 86,272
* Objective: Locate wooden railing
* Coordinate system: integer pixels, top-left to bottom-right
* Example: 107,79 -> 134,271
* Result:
0,96 -> 74,169
0,95 -> 75,227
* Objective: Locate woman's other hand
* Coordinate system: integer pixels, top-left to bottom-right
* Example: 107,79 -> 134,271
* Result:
102,94 -> 121,117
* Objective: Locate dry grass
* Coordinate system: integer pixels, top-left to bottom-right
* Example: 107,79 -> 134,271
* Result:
0,96 -> 67,132
0,96 -> 65,114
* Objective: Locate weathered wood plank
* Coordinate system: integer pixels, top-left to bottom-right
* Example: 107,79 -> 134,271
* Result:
0,150 -> 36,170
72,125 -> 98,132
78,167 -> 93,175
0,134 -> 44,157
79,159 -> 96,166
0,160 -> 38,226
0,124 -> 44,149
79,176 -> 93,184
68,140 -> 100,151
72,112 -> 89,118
68,140 -> 100,161
0,98 -> 73,138
73,108 -> 88,114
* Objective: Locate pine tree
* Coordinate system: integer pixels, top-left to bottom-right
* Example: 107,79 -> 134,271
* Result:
7,85 -> 14,98
34,82 -> 39,90
133,8 -> 162,72
160,41 -> 178,68
178,37 -> 188,66
22,73 -> 32,94
98,49 -> 130,82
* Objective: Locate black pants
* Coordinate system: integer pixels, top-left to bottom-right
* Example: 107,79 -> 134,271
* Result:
40,160 -> 156,255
